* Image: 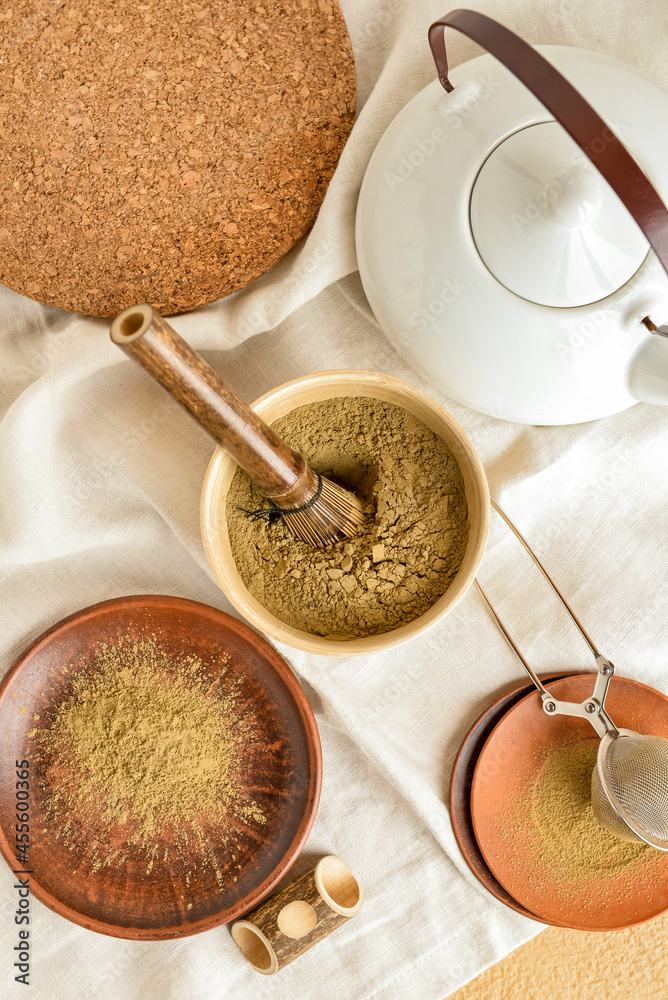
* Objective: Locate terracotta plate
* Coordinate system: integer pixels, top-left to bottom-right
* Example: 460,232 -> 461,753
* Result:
450,672 -> 574,924
471,675 -> 668,930
0,596 -> 321,939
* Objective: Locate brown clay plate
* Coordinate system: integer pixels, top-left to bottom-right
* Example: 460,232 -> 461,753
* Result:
471,675 -> 668,930
450,672 -> 575,924
0,596 -> 321,939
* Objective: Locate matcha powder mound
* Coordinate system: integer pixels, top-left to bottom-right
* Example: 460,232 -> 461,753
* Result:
226,396 -> 470,639
28,638 -> 264,873
530,738 -> 648,881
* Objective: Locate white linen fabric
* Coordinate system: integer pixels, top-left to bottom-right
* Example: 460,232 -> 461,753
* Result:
2,1 -> 668,998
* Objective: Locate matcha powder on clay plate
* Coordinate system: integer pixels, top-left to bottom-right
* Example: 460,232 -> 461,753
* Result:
226,396 -> 470,639
28,638 -> 265,875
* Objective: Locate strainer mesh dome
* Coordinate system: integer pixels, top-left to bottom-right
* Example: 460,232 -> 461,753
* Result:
591,734 -> 668,845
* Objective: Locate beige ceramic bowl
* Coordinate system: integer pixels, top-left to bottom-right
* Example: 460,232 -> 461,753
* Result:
200,371 -> 489,655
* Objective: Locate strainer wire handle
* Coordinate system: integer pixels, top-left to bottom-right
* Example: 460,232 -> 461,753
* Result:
474,578 -> 551,697
476,498 -> 618,737
489,498 -> 604,659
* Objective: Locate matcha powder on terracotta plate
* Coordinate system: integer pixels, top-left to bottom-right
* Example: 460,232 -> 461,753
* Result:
28,637 -> 264,875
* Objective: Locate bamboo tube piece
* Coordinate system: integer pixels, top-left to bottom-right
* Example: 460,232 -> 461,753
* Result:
231,855 -> 363,975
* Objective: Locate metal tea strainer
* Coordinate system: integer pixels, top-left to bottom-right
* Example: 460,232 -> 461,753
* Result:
476,498 -> 668,851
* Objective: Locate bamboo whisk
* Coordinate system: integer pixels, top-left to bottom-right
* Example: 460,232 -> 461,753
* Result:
110,304 -> 365,548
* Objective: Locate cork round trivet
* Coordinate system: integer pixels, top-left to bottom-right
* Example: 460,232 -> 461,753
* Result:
0,2 -> 356,317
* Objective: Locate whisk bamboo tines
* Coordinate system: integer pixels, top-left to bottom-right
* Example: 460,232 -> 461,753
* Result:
110,304 -> 365,548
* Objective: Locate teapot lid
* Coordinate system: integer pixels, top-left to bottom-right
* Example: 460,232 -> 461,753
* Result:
470,121 -> 648,307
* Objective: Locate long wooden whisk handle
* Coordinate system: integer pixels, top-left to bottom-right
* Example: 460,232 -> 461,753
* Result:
110,304 -> 305,498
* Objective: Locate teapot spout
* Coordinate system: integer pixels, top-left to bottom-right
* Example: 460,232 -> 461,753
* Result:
628,334 -> 668,406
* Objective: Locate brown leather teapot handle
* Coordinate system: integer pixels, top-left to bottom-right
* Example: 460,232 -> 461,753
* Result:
428,8 -> 668,280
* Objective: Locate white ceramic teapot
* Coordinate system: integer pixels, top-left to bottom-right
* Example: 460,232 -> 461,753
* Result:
356,9 -> 668,424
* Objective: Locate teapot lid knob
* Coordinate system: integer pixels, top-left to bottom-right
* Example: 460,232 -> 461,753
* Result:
469,122 -> 649,308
